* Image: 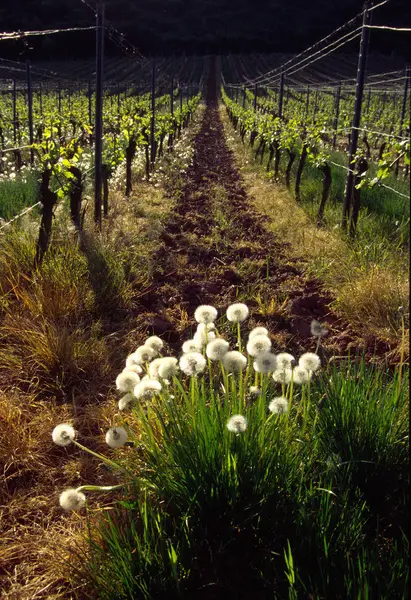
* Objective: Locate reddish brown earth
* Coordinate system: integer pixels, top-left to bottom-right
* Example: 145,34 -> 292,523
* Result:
133,64 -> 397,365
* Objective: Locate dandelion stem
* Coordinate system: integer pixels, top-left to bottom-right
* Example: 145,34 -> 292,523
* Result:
237,322 -> 242,352
72,440 -> 129,473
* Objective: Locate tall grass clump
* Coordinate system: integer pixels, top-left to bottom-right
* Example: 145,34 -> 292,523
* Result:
51,303 -> 409,598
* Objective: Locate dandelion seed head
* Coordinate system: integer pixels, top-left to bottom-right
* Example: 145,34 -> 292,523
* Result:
273,368 -> 292,384
299,352 -> 321,373
227,414 -> 248,433
125,354 -> 143,372
194,324 -> 216,346
148,358 -> 164,379
52,423 -> 76,447
135,345 -> 157,363
276,353 -> 295,370
293,366 -> 311,385
249,386 -> 261,397
118,393 -> 134,410
206,338 -> 230,361
116,370 -> 141,392
246,334 -> 272,357
222,351 -> 247,373
194,304 -> 218,324
134,378 -> 162,399
182,339 -> 203,353
158,357 -> 179,379
310,320 -> 328,338
226,302 -> 249,323
127,363 -> 143,375
179,352 -> 207,376
145,336 -> 164,352
59,488 -> 86,511
254,351 -> 277,373
106,426 -> 128,448
268,396 -> 289,414
249,326 -> 269,339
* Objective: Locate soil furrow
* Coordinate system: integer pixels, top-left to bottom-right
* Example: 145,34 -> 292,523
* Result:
134,62 -> 394,363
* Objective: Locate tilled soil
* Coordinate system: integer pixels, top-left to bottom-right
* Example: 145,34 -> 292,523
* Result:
134,62 -> 395,364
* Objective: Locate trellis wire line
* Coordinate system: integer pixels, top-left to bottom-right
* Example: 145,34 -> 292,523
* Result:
79,0 -> 144,59
365,25 -> 411,31
365,76 -> 408,86
0,202 -> 41,230
329,159 -> 410,199
368,0 -> 391,11
244,12 -> 363,85
246,28 -> 362,87
0,26 -> 96,41
280,32 -> 363,81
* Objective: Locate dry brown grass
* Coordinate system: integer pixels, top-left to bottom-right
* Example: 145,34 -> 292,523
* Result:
0,109 -> 205,599
221,107 -> 409,347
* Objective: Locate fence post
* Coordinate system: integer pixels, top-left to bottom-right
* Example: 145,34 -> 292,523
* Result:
341,1 -> 371,232
253,83 -> 257,111
150,57 -> 156,165
26,49 -> 34,165
170,75 -> 174,115
332,82 -> 342,149
13,79 -> 17,144
305,85 -> 310,118
94,0 -> 104,228
242,85 -> 246,108
399,66 -> 410,136
278,71 -> 285,118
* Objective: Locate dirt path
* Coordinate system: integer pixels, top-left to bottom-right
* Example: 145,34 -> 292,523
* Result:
135,60 -> 393,363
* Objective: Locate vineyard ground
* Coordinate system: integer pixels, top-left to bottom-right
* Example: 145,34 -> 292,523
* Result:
0,65 -> 408,598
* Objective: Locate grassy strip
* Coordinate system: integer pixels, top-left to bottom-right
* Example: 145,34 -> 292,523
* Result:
220,107 -> 409,347
67,314 -> 409,599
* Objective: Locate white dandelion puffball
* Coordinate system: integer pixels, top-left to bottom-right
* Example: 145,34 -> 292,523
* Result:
254,352 -> 277,373
273,368 -> 292,384
206,338 -> 229,361
246,334 -> 272,357
158,357 -> 179,379
310,320 -> 328,338
134,378 -> 162,400
118,393 -> 134,410
182,339 -> 203,353
249,386 -> 261,398
148,358 -> 164,379
116,370 -> 140,393
249,326 -> 269,339
135,344 -> 157,363
59,488 -> 86,511
269,397 -> 289,414
276,353 -> 296,371
52,423 -> 76,447
106,426 -> 128,448
227,415 -> 248,433
299,352 -> 321,373
125,354 -> 143,372
222,351 -> 247,373
125,364 -> 143,375
194,304 -> 218,324
292,366 -> 311,385
179,352 -> 207,376
145,336 -> 164,352
194,324 -> 216,346
226,302 -> 249,323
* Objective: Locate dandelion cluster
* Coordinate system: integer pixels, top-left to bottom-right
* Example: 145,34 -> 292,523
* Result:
52,309 -> 324,510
